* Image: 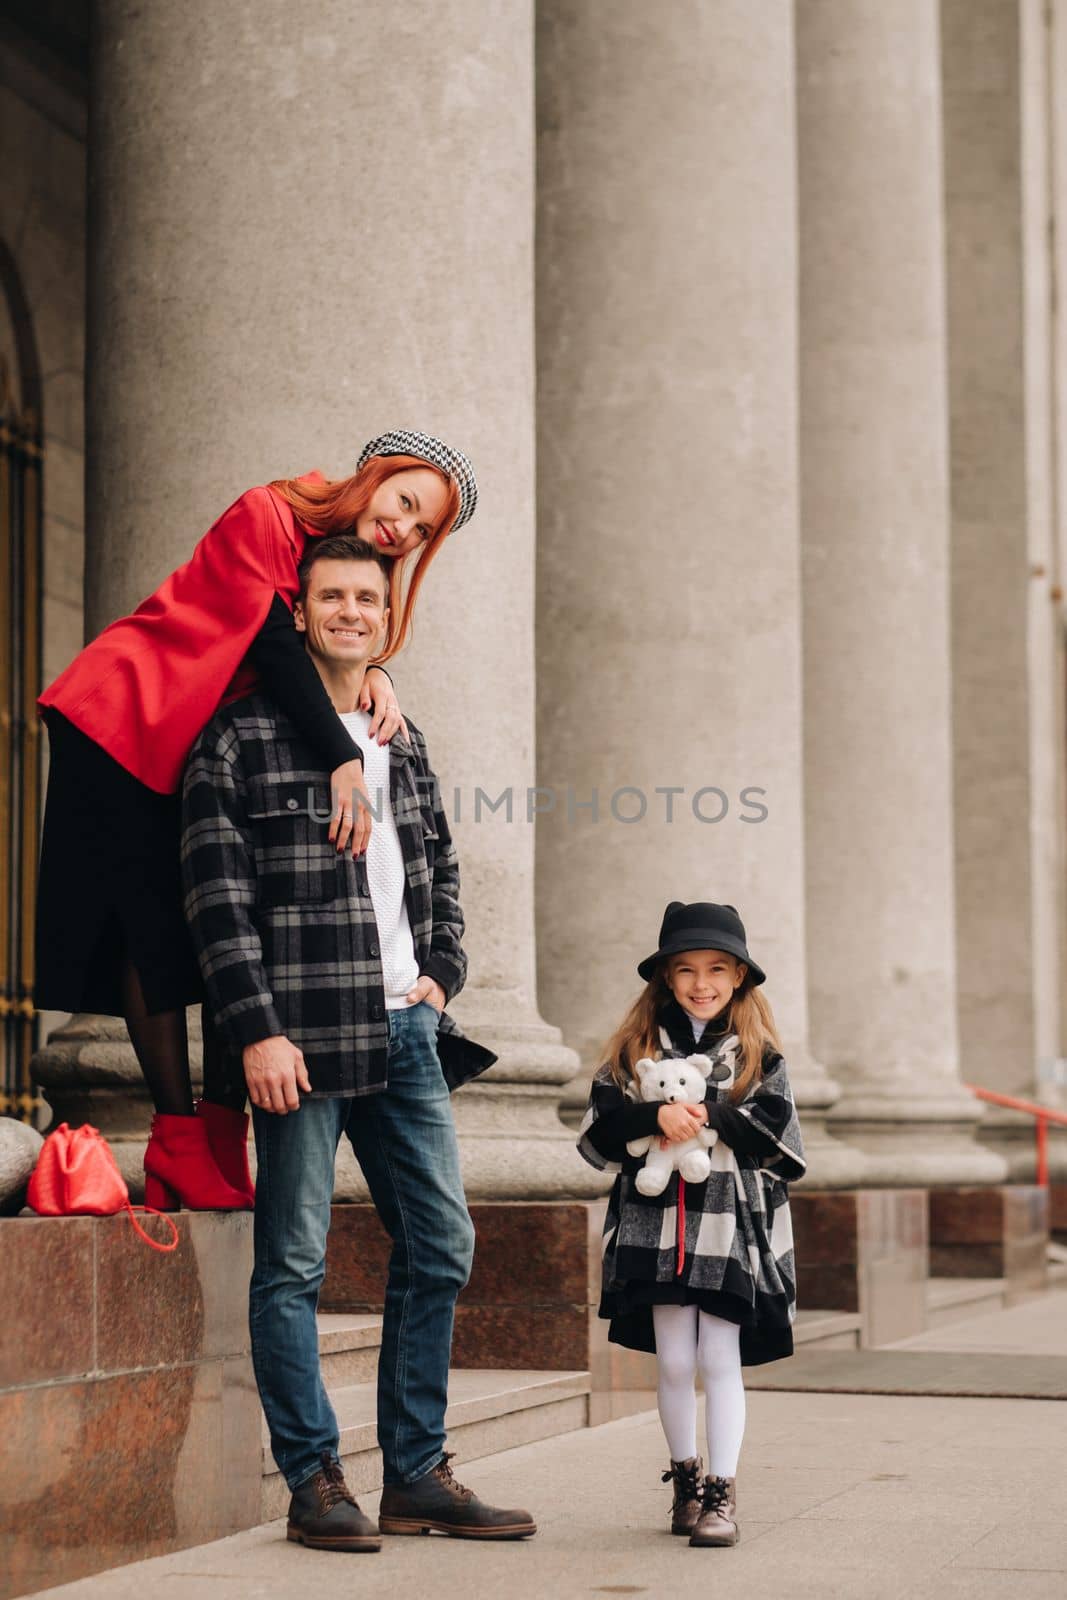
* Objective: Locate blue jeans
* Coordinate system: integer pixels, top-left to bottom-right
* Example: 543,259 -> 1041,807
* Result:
249,1002 -> 475,1490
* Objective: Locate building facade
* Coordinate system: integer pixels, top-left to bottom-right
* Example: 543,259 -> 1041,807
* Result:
3,0 -> 1066,1193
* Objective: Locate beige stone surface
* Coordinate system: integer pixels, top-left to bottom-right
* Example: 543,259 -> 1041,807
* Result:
74,0 -> 589,1198
796,0 -> 1004,1184
888,1286 -> 1067,1355
32,1387 -> 1067,1599
534,0 -> 861,1186
940,0 -> 1065,1121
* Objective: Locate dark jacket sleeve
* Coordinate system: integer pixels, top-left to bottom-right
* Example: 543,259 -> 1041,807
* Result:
703,1098 -> 781,1159
180,718 -> 283,1050
577,1071 -> 663,1169
584,1098 -> 663,1162
587,1089 -> 779,1162
728,1050 -> 806,1180
407,725 -> 467,1004
249,596 -> 362,769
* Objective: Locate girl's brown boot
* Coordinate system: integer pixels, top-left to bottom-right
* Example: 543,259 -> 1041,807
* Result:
662,1456 -> 703,1535
689,1474 -> 738,1546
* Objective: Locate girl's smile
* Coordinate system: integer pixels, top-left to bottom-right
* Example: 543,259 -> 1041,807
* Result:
666,949 -> 747,1019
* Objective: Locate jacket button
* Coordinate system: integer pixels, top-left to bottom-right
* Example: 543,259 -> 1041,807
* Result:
361,881 -> 371,897
371,1003 -> 383,1020
369,943 -> 380,958
286,798 -> 299,811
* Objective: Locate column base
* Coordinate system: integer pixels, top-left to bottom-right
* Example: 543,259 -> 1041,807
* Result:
975,1108 -> 1067,1185
338,1014 -> 613,1202
771,1038 -> 868,1188
33,1012 -> 616,1203
30,1012 -> 203,1201
829,1092 -> 1009,1186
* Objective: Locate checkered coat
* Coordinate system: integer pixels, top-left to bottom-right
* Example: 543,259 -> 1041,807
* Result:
577,1008 -> 805,1365
181,691 -> 496,1097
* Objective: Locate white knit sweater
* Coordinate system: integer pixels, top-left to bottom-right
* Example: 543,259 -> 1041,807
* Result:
339,710 -> 420,1008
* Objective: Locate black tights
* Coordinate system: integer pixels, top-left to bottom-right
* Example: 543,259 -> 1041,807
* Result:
120,956 -> 194,1116
119,956 -> 246,1115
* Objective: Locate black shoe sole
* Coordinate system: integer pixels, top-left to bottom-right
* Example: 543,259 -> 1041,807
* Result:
286,1524 -> 382,1552
378,1516 -> 537,1540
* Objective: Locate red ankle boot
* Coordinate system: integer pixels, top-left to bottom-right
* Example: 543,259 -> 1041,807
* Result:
196,1100 -> 255,1206
143,1113 -> 252,1211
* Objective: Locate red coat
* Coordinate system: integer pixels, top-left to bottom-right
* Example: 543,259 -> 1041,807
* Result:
39,483 -> 321,794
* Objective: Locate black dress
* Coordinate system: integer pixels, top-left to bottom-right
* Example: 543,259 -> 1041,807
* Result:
34,597 -> 383,1017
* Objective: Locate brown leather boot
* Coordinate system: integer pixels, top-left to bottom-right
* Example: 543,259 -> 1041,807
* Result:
286,1455 -> 381,1551
689,1474 -> 739,1546
378,1452 -> 537,1539
661,1456 -> 703,1535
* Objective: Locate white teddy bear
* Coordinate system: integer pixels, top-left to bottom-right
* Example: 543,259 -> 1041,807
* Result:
625,1053 -> 723,1196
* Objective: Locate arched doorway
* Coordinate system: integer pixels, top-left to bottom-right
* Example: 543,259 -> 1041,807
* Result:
0,239 -> 44,1122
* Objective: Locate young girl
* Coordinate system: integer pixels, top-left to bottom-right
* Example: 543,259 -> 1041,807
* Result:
577,900 -> 804,1547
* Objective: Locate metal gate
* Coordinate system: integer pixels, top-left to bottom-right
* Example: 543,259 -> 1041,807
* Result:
0,356 -> 43,1121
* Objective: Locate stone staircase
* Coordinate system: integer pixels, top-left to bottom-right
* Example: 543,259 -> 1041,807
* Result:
792,1307 -> 862,1349
260,1313 -> 591,1520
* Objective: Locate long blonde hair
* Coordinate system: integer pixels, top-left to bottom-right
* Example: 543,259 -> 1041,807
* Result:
601,957 -> 782,1104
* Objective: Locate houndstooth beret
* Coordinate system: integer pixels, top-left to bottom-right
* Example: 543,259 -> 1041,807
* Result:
356,429 -> 478,532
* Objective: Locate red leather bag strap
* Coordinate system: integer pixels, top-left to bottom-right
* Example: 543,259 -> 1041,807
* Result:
122,1203 -> 180,1253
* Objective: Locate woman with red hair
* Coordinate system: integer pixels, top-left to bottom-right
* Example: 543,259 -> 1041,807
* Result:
35,429 -> 477,1210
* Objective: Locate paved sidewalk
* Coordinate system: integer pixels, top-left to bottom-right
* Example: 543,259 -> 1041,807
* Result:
33,1382 -> 1067,1600
887,1286 -> 1067,1356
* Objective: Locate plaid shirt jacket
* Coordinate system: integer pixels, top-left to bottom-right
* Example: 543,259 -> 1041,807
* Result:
181,691 -> 496,1097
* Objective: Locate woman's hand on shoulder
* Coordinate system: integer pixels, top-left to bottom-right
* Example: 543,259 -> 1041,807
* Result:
361,665 -> 409,744
329,758 -> 372,857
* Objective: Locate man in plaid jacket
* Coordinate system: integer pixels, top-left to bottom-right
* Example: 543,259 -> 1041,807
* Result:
181,534 -> 535,1551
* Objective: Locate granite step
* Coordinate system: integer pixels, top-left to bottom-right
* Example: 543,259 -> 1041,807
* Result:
317,1311 -> 384,1386
260,1367 -> 591,1521
925,1275 -> 1007,1328
793,1307 -> 862,1350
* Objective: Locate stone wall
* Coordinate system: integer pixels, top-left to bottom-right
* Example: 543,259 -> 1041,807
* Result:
0,1213 -> 259,1598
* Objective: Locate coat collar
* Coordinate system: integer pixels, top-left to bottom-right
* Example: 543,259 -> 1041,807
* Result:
658,996 -> 733,1055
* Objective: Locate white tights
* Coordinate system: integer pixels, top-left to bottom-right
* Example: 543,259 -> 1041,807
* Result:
652,1303 -> 746,1477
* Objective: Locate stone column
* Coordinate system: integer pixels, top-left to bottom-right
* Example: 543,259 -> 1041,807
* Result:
536,0 -> 864,1186
797,0 -> 1005,1183
33,0 -> 604,1201
941,0 -> 1067,1180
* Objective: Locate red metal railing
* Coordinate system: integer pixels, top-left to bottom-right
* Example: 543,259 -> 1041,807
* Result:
964,1084 -> 1067,1187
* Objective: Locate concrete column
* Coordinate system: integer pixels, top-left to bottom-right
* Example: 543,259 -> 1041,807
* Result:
34,0 -> 602,1200
797,0 -> 1006,1183
536,0 -> 863,1186
941,0 -> 1067,1180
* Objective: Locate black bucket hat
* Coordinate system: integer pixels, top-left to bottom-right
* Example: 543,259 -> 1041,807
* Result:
637,901 -> 766,987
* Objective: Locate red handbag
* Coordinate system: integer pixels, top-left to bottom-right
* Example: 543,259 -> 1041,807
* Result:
27,1122 -> 179,1253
